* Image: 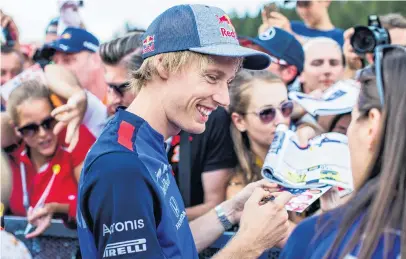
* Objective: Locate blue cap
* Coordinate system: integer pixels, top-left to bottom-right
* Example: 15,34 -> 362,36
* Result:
246,27 -> 304,74
44,27 -> 99,53
141,5 -> 271,70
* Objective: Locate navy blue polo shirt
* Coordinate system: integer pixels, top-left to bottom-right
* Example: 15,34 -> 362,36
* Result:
77,109 -> 198,258
280,208 -> 401,259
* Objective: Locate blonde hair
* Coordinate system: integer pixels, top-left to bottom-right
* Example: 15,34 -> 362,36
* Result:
130,51 -> 242,92
303,37 -> 341,53
229,69 -> 283,184
6,80 -> 53,125
1,151 -> 12,214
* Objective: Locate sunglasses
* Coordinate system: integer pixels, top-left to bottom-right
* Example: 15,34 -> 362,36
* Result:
357,44 -> 406,106
18,117 -> 56,137
296,0 -> 311,8
269,55 -> 288,66
244,101 -> 294,124
108,82 -> 131,96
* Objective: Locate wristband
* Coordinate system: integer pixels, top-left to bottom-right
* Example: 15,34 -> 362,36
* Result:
215,205 -> 233,231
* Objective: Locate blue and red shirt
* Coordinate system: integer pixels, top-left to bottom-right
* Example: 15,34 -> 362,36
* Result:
77,109 -> 198,258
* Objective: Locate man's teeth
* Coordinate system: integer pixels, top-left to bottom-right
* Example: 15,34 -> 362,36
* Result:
197,106 -> 212,116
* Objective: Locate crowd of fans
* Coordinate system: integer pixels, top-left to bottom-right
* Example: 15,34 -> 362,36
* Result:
1,0 -> 406,258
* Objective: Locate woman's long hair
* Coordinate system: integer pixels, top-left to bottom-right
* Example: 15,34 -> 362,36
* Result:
324,48 -> 406,258
228,69 -> 283,184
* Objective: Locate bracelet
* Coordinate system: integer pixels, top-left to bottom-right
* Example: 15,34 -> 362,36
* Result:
215,205 -> 233,231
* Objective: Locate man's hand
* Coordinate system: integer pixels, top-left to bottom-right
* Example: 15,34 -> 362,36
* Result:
296,125 -> 317,147
0,10 -> 20,49
51,90 -> 87,151
259,10 -> 292,35
235,189 -> 293,254
343,28 -> 363,70
228,179 -> 280,224
26,204 -> 55,239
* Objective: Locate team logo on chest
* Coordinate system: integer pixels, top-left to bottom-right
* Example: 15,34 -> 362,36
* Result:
154,164 -> 171,196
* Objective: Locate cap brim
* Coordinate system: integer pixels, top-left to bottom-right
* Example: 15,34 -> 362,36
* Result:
189,44 -> 271,70
43,41 -> 80,54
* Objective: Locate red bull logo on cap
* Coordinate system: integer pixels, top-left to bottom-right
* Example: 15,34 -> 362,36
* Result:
216,14 -> 236,39
143,35 -> 155,54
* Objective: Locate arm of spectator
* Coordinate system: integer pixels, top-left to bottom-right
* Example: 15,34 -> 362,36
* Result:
1,112 -> 19,148
190,179 -> 282,252
82,153 -> 166,258
186,169 -> 230,220
259,10 -> 307,45
26,202 -> 69,238
44,64 -> 83,99
74,162 -> 83,183
0,10 -> 20,50
212,190 -> 292,258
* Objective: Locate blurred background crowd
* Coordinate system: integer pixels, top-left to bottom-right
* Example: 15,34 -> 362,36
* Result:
0,0 -> 405,258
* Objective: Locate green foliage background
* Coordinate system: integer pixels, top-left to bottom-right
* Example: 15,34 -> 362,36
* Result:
229,1 -> 406,37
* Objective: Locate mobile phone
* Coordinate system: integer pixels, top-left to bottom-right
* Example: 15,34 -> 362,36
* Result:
1,26 -> 15,47
263,2 -> 279,19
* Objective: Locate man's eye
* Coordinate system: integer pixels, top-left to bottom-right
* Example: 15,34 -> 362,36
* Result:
206,75 -> 217,83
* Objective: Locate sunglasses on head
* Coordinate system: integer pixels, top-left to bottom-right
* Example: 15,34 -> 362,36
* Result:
244,101 -> 294,124
296,0 -> 311,8
108,82 -> 131,96
357,44 -> 406,106
18,116 -> 56,137
269,55 -> 288,66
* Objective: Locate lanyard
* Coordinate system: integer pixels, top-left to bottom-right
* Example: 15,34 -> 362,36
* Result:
20,162 -> 59,212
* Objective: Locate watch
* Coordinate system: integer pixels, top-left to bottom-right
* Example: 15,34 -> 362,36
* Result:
215,205 -> 233,231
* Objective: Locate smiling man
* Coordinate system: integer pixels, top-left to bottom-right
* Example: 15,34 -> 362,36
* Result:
77,4 -> 293,259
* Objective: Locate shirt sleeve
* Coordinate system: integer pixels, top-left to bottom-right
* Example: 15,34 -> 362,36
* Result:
202,107 -> 237,172
83,91 -> 108,137
83,152 -> 166,258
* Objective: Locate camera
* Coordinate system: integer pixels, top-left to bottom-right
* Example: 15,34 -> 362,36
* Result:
351,15 -> 391,55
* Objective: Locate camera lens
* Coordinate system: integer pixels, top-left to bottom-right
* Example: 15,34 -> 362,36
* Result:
351,26 -> 376,54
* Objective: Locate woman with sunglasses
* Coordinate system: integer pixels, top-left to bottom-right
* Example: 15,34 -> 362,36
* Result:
280,45 -> 405,258
4,80 -> 95,238
226,70 -> 294,198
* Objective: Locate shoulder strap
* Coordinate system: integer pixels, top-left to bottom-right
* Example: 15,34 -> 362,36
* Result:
178,131 -> 191,207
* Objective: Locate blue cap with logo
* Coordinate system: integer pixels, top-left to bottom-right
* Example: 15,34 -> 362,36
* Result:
245,27 -> 304,74
141,4 -> 271,70
44,27 -> 99,53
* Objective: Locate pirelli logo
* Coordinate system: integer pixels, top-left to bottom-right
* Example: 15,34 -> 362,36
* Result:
103,239 -> 147,258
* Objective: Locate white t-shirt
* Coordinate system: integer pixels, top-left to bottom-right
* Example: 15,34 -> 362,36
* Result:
83,91 -> 108,137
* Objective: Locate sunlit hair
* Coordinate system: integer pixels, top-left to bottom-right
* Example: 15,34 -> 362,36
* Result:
1,151 -> 12,213
130,51 -> 242,92
6,80 -> 53,125
228,69 -> 283,184
99,31 -> 144,72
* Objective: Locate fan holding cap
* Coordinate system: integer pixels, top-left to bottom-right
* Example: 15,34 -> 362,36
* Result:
77,4 -> 293,259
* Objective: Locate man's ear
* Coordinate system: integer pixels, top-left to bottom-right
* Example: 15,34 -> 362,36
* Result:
282,65 -> 298,83
231,112 -> 247,132
366,108 -> 382,151
155,55 -> 169,80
